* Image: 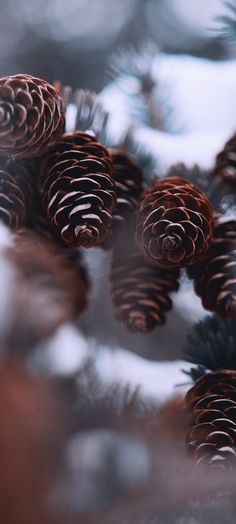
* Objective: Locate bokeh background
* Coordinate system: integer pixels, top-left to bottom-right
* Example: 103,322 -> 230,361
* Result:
0,0 -> 230,91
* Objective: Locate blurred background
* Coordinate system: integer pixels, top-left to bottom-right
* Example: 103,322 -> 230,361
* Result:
0,0 -> 230,91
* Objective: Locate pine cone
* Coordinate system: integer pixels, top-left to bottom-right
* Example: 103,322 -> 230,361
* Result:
0,157 -> 34,229
6,232 -> 89,349
188,219 -> 236,318
40,131 -> 116,247
0,74 -> 65,158
213,132 -> 236,188
185,369 -> 236,469
168,163 -> 225,211
185,316 -> 236,372
111,149 -> 143,231
136,177 -> 214,268
110,241 -> 180,333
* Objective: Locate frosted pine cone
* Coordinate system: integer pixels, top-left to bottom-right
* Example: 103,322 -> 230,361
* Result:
0,74 -> 65,158
186,369 -> 236,469
0,158 -> 34,229
188,219 -> 236,318
40,131 -> 116,247
136,177 -> 214,268
110,242 -> 180,333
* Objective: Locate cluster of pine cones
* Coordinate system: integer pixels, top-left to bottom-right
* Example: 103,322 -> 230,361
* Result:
3,73 -> 236,473
1,74 -> 236,335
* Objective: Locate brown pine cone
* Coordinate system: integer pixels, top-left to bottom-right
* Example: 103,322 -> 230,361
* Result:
110,242 -> 180,333
188,219 -> 236,318
111,149 -> 143,232
0,158 -> 34,229
40,131 -> 116,248
136,176 -> 214,268
213,132 -> 236,188
168,162 -> 225,211
6,232 -> 89,350
185,369 -> 236,469
0,74 -> 65,158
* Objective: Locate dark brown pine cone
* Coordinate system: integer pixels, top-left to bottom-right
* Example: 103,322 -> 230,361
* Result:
110,241 -> 180,333
0,158 -> 34,229
185,369 -> 236,469
213,132 -> 236,188
136,176 -> 214,268
188,218 -> 236,318
0,74 -> 65,158
40,131 -> 116,248
111,149 -> 143,232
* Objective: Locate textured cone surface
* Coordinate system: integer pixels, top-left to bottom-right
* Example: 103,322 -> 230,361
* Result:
186,370 -> 236,469
213,132 -> 236,188
111,149 -> 143,231
188,219 -> 236,318
136,176 -> 214,268
110,241 -> 180,333
168,162 -> 225,211
0,74 -> 65,158
40,131 -> 116,247
0,157 -> 34,229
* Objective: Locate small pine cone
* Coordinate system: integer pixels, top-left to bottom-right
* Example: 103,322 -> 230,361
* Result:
136,177 -> 214,268
0,158 -> 34,229
0,74 -> 65,158
111,149 -> 143,233
185,370 -> 236,469
40,131 -> 116,247
213,132 -> 236,187
185,316 -> 236,372
110,242 -> 180,333
188,219 -> 236,318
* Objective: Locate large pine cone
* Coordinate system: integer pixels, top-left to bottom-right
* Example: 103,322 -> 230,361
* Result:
213,132 -> 236,188
0,158 -> 34,229
188,219 -> 236,318
110,241 -> 180,333
0,74 -> 65,158
136,177 -> 214,268
39,131 -> 116,248
186,369 -> 236,469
